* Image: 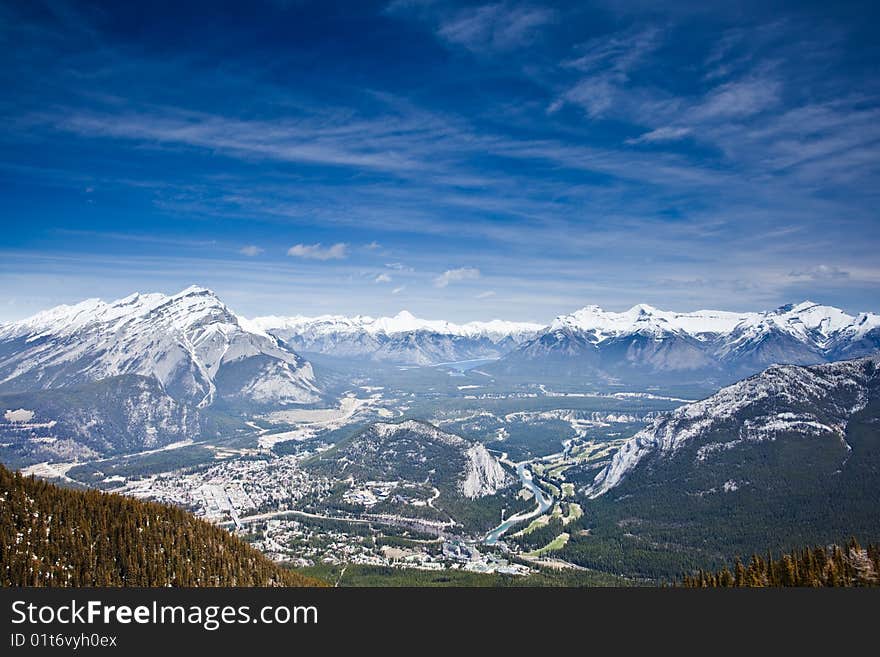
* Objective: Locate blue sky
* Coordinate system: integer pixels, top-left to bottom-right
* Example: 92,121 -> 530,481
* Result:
1,0 -> 878,322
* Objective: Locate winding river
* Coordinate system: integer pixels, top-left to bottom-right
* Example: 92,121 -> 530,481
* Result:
483,462 -> 554,545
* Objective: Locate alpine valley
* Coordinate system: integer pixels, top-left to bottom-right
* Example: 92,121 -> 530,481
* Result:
2,286 -> 879,585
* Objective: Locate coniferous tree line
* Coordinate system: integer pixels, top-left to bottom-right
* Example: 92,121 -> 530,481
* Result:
681,538 -> 880,587
0,465 -> 323,587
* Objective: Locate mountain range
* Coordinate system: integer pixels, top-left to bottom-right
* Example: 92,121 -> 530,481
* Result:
253,299 -> 880,385
1,288 -> 878,466
489,301 -> 880,384
249,311 -> 543,365
4,290 -> 878,383
2,287 -> 879,580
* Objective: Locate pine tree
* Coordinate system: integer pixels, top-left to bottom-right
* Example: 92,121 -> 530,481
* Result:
681,538 -> 880,588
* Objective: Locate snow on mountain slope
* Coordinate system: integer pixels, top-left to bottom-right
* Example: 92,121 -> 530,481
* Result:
550,304 -> 754,342
250,311 -> 543,364
250,311 -> 542,339
0,286 -> 319,407
498,301 -> 879,379
715,302 -> 856,367
847,312 -> 880,340
548,301 -> 862,345
2,293 -> 876,395
498,304 -> 744,376
586,354 -> 879,497
823,313 -> 880,361
248,300 -> 880,374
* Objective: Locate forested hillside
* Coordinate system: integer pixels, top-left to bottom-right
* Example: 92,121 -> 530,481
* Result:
0,465 -> 323,587
682,538 -> 880,587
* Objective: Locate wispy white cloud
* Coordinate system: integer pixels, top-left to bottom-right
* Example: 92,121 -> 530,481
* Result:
385,262 -> 414,272
365,240 -> 382,250
565,25 -> 664,76
375,273 -> 392,283
476,290 -> 496,299
390,1 -> 555,54
439,3 -> 554,53
693,77 -> 781,121
549,22 -> 782,148
434,266 -> 480,288
555,77 -> 619,119
239,244 -> 264,256
391,285 -> 406,295
50,105 -> 445,175
552,26 -> 665,117
626,126 -> 692,144
287,243 -> 348,260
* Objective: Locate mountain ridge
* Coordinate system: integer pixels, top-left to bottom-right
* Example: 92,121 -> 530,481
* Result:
493,301 -> 880,382
587,353 -> 880,497
2,289 -> 878,384
250,299 -> 879,369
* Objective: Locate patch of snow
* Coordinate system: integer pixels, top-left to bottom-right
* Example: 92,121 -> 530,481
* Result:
4,409 -> 35,423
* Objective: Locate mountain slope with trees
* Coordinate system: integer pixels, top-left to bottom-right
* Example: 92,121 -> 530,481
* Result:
546,356 -> 880,580
682,538 -> 880,587
0,464 -> 323,587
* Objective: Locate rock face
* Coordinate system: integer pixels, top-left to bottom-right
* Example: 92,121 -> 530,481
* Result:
0,286 -> 320,408
587,354 -> 879,497
461,443 -> 509,499
493,301 -> 880,383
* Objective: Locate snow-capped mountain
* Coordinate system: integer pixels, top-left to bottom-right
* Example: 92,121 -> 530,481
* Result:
249,311 -> 543,365
549,303 -> 753,340
714,302 -> 856,370
493,301 -> 880,382
0,286 -> 320,408
587,354 -> 879,497
3,294 -> 877,388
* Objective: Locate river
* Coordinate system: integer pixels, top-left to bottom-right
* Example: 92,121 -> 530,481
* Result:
483,462 -> 554,545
